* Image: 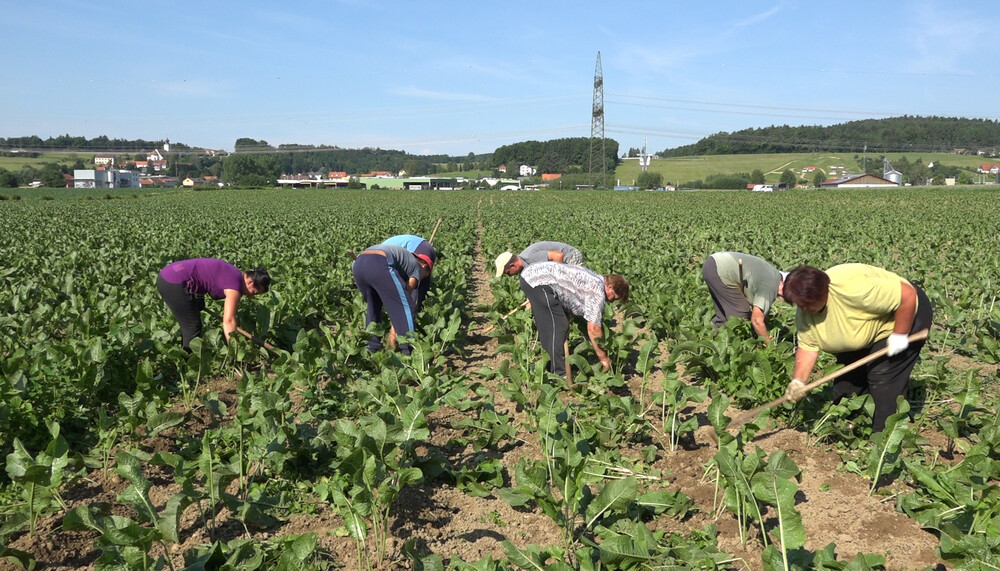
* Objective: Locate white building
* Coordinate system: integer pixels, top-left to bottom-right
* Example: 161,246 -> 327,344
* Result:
519,164 -> 537,177
74,169 -> 140,189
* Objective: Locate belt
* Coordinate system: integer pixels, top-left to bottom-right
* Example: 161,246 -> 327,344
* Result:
359,249 -> 387,257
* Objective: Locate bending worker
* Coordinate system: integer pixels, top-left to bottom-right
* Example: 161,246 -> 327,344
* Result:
702,251 -> 786,345
382,234 -> 438,310
352,243 -> 432,355
520,261 -> 629,375
157,258 -> 271,351
495,241 -> 583,277
782,263 -> 933,433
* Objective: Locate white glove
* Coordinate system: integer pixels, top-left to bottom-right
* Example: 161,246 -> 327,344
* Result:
786,378 -> 807,401
887,333 -> 909,357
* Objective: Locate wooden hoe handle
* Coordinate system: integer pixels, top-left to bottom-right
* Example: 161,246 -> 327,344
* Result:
482,300 -> 529,335
727,328 -> 930,431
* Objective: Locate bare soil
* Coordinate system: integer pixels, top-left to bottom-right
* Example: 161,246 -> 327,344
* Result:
1,226 -> 952,570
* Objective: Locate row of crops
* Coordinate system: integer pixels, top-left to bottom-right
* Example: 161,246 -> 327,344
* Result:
1,188 -> 999,569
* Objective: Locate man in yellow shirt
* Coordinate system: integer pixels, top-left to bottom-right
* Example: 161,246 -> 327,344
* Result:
782,264 -> 933,432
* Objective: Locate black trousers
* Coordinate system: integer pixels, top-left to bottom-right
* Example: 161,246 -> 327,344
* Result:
156,274 -> 204,350
520,278 -> 568,376
831,285 -> 933,432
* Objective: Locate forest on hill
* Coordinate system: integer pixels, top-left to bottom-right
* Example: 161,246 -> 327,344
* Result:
661,116 -> 1000,157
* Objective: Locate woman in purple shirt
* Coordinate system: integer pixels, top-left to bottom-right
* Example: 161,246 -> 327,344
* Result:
157,258 -> 271,350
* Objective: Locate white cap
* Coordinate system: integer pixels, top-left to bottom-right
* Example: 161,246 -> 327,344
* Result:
494,251 -> 515,277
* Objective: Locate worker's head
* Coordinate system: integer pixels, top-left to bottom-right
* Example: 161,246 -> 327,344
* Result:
777,270 -> 790,298
494,251 -> 523,277
415,241 -> 438,264
243,268 -> 271,297
415,254 -> 433,278
604,274 -> 630,303
782,265 -> 829,313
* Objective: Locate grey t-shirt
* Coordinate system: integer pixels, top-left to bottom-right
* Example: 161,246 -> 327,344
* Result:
709,252 -> 781,315
518,241 -> 582,265
369,244 -> 422,281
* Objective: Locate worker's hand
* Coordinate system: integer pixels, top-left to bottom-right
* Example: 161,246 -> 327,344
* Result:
599,356 -> 611,371
785,378 -> 807,401
887,333 -> 909,356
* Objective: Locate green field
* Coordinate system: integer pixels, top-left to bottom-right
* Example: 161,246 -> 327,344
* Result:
614,151 -> 993,186
0,152 -> 90,172
1,188 -> 999,568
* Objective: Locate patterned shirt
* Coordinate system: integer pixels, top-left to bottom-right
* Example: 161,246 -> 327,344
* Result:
521,262 -> 605,324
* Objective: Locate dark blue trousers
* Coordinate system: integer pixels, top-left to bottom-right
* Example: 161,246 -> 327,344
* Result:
353,253 -> 417,354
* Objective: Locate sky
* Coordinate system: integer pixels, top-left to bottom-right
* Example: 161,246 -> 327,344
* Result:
2,1 -> 998,157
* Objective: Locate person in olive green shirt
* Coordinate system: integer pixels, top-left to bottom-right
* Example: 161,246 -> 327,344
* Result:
702,251 -> 786,345
782,263 -> 933,432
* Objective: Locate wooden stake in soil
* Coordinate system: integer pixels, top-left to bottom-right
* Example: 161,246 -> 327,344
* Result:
564,339 -> 573,389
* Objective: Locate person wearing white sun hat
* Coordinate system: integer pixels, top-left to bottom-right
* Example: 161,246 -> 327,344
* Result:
494,241 -> 583,278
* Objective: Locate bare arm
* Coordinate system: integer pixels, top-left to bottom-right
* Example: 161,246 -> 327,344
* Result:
792,347 -> 820,381
222,289 -> 241,342
547,250 -> 565,263
587,321 -> 610,370
408,277 -> 419,290
894,281 -> 917,334
750,306 -> 770,345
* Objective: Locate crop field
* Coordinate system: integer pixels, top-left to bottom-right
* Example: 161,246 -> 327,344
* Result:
1,187 -> 999,570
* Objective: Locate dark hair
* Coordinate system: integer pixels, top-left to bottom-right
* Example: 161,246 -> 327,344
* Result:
606,274 -> 630,303
246,267 -> 271,293
782,265 -> 829,307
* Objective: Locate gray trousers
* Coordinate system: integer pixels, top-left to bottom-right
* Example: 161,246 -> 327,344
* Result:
702,256 -> 750,328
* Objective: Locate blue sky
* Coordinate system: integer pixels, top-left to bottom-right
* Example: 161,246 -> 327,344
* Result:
2,1 -> 997,156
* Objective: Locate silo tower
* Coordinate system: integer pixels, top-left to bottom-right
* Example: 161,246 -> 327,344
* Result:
884,158 -> 903,185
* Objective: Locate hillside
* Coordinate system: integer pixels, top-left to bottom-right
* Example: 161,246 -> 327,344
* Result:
615,150 -> 993,189
661,116 -> 1000,157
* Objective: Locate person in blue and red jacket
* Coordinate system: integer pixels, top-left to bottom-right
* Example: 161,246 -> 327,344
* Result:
353,243 -> 432,355
382,234 -> 438,310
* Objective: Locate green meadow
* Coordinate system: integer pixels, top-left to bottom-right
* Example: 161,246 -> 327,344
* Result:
613,151 -> 993,186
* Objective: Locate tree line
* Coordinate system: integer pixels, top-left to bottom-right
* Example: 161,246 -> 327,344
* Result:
489,137 -> 620,174
232,139 -> 488,177
661,116 -> 1000,156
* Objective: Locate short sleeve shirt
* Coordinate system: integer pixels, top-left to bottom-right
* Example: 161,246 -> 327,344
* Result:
710,252 -> 782,315
159,258 -> 243,300
796,264 -> 912,353
521,262 -> 605,325
518,241 -> 581,265
369,244 -> 422,281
